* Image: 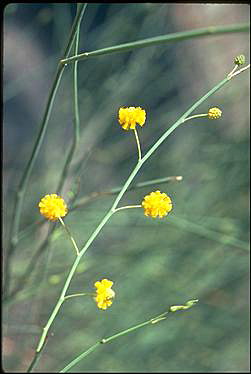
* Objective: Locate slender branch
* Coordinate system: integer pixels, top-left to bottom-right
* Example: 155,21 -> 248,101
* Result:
60,299 -> 198,372
70,175 -> 183,210
56,4 -> 82,195
4,3 -> 88,298
60,23 -> 250,65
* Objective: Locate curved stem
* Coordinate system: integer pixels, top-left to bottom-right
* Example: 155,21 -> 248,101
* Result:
59,217 -> 80,256
114,205 -> 142,213
64,292 -> 94,300
183,113 -> 208,122
227,64 -> 238,77
134,128 -> 142,161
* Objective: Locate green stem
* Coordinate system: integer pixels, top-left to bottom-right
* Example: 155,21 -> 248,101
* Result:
27,341 -> 48,373
227,64 -> 238,77
37,298 -> 64,352
56,4 -> 82,195
114,205 -> 142,213
60,299 -> 198,372
183,113 -> 208,122
59,217 -> 80,256
4,3 -> 87,299
134,128 -> 142,161
61,23 -> 250,65
64,292 -> 94,300
60,342 -> 100,373
228,63 -> 250,78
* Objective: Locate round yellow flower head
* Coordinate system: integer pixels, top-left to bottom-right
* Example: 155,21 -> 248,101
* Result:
95,279 -> 115,310
39,194 -> 68,221
208,107 -> 222,120
142,190 -> 172,218
118,106 -> 146,131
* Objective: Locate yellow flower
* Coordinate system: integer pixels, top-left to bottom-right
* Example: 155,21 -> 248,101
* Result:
142,190 -> 172,218
118,106 -> 146,130
95,279 -> 115,310
208,107 -> 222,120
39,194 -> 68,221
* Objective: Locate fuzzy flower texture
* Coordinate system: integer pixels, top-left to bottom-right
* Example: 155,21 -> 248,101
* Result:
208,107 -> 222,120
95,279 -> 115,310
39,194 -> 68,221
118,106 -> 146,130
142,190 -> 172,218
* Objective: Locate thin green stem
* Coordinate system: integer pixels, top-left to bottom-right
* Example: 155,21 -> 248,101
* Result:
59,217 -> 80,256
60,299 -> 198,372
227,64 -> 238,77
71,176 -> 183,211
183,113 -> 208,122
56,4 -> 82,195
60,342 -> 101,373
228,63 -> 250,79
64,292 -> 94,301
61,23 -> 250,65
37,297 -> 64,352
114,205 -> 142,213
4,3 -> 88,299
27,340 -> 49,373
134,128 -> 142,161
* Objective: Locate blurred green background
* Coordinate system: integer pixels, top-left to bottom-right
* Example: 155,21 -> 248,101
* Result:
3,3 -> 250,372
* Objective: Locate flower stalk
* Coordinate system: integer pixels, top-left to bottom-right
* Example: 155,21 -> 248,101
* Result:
134,128 -> 142,161
113,205 -> 142,213
59,217 -> 80,256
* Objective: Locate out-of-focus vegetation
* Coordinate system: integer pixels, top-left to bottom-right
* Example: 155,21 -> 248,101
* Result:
3,3 -> 250,372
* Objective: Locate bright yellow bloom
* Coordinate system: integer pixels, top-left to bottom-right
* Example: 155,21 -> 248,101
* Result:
39,194 -> 68,221
142,190 -> 172,218
95,279 -> 115,310
118,106 -> 146,130
208,107 -> 222,120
